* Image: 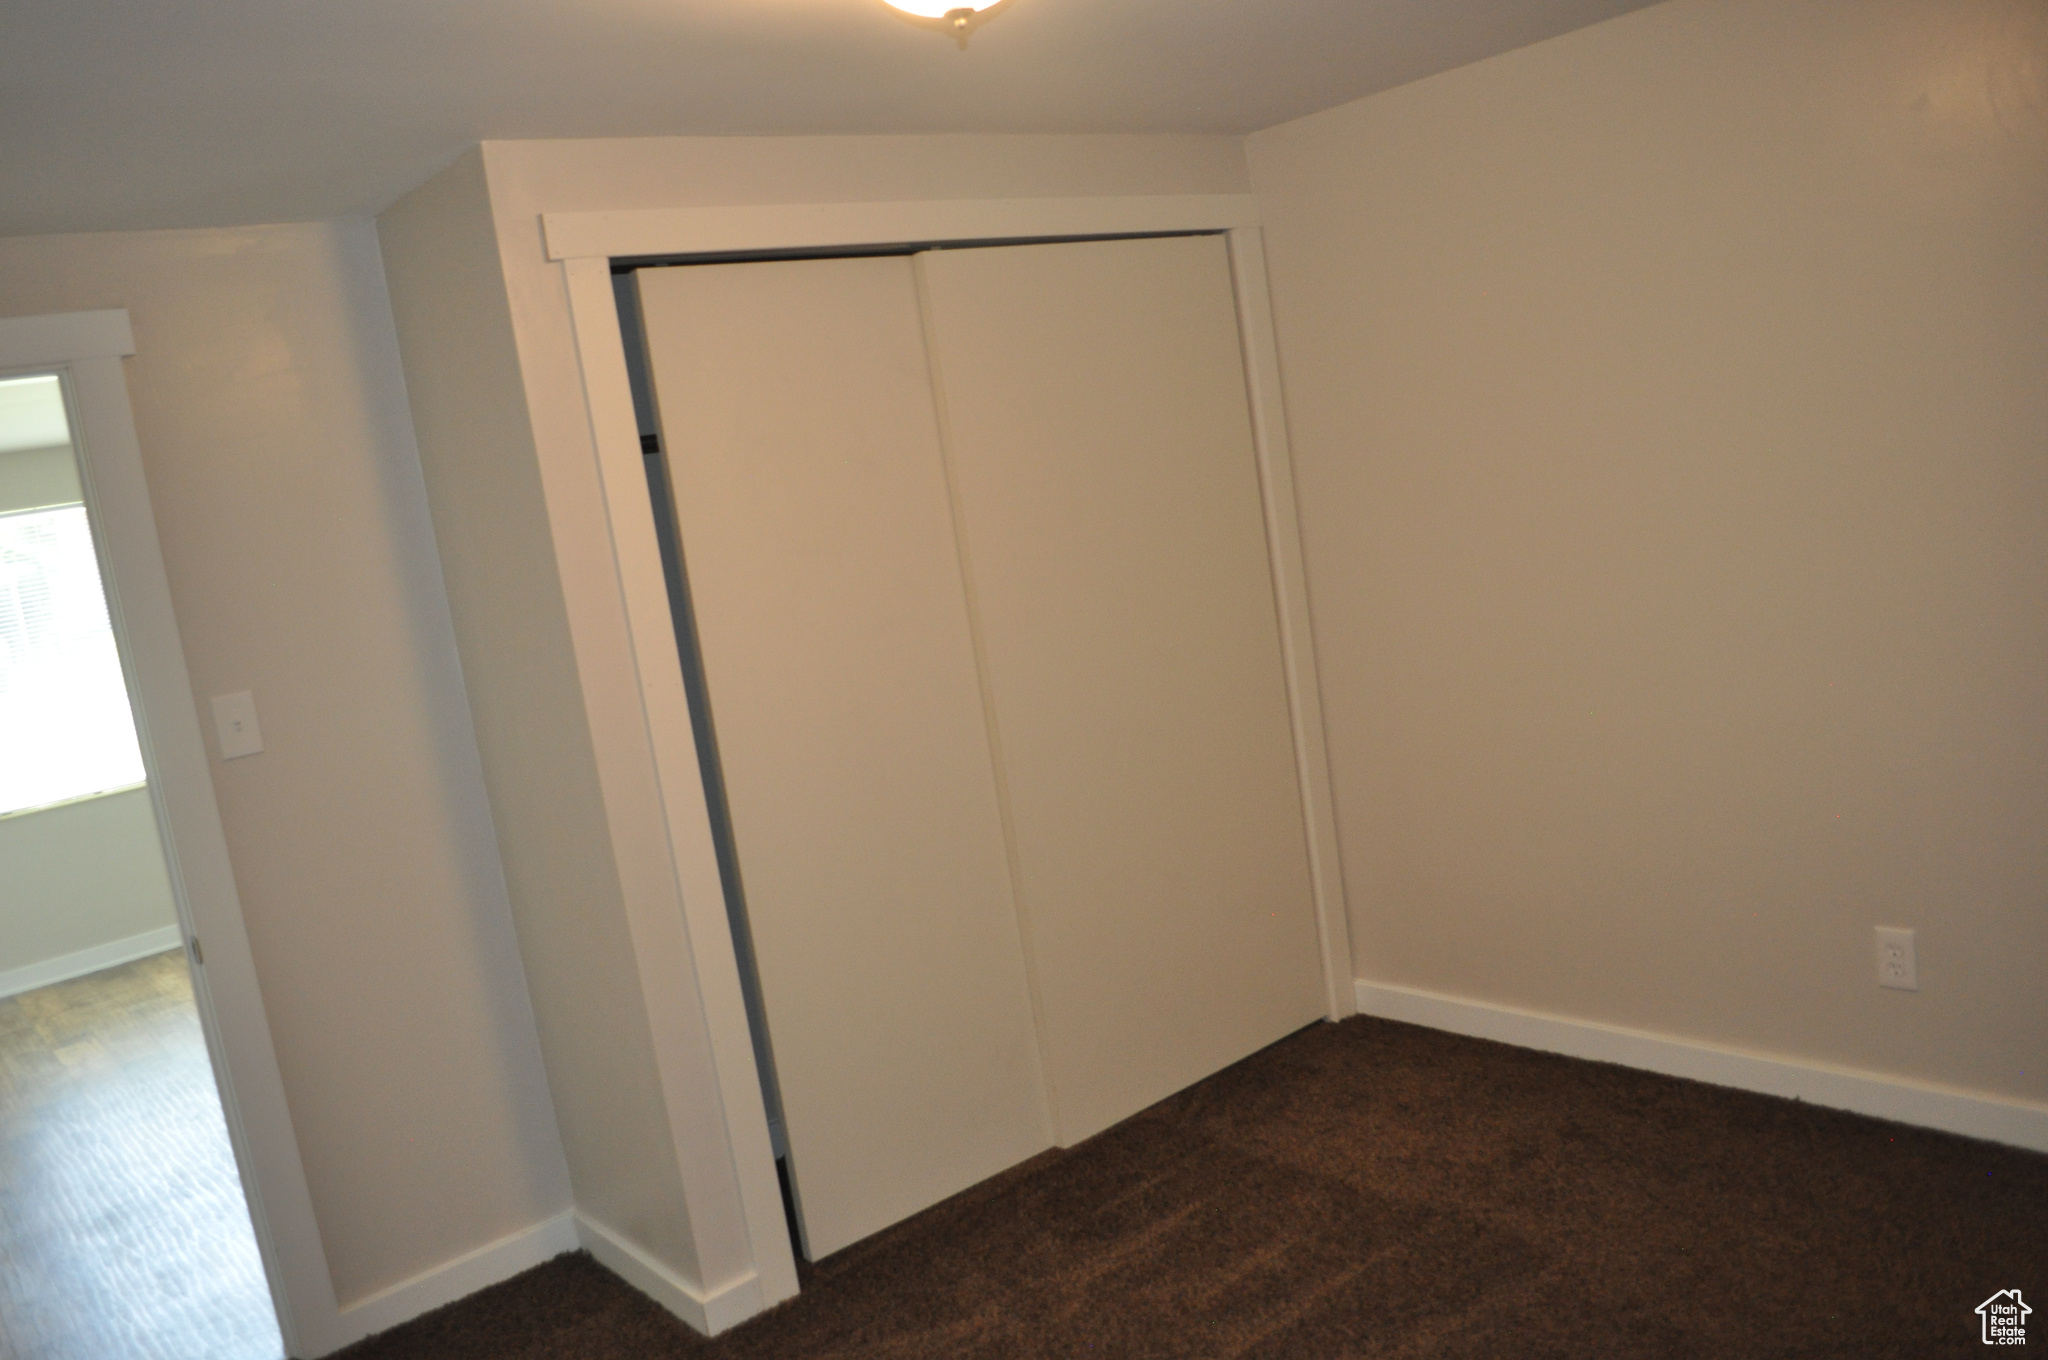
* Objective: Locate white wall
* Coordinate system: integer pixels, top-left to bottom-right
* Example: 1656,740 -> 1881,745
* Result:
377,147 -> 706,1288
0,220 -> 571,1306
0,788 -> 178,987
1249,0 -> 2047,1105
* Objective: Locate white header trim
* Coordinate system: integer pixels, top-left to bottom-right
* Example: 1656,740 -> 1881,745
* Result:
542,194 -> 1261,262
0,309 -> 136,365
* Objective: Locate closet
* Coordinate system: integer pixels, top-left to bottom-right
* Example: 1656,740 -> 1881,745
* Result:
631,233 -> 1323,1261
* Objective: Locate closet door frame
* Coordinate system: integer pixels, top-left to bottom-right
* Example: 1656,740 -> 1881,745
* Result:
545,195 -> 1353,1316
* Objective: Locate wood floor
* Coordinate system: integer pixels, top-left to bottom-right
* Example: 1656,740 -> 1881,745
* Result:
0,951 -> 283,1360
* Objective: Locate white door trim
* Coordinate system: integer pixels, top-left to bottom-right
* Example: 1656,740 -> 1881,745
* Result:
541,194 -> 1262,262
547,193 -> 1352,1329
1221,227 -> 1356,1022
0,308 -> 343,1358
559,256 -> 800,1313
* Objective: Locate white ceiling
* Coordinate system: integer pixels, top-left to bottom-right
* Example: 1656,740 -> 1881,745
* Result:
1,0 -> 1664,238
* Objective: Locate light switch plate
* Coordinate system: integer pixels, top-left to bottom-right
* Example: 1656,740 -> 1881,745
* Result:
211,691 -> 265,759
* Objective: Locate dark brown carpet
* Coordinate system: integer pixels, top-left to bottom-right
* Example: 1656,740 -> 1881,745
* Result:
335,1017 -> 2045,1360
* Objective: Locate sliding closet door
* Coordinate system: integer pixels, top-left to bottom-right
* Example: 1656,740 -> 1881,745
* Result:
635,258 -> 1051,1259
918,235 -> 1324,1145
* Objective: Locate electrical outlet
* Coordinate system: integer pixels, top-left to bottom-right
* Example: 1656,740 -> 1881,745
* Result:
1875,927 -> 1917,991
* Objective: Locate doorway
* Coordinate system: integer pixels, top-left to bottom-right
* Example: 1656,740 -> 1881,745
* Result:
0,368 -> 283,1358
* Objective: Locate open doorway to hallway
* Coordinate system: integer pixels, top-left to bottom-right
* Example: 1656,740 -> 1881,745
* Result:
0,953 -> 281,1358
0,370 -> 283,1359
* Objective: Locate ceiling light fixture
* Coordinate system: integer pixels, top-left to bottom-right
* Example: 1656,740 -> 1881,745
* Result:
882,0 -> 1010,49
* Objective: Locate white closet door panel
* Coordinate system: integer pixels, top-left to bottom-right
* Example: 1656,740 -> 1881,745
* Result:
919,235 -> 1324,1145
636,258 -> 1050,1259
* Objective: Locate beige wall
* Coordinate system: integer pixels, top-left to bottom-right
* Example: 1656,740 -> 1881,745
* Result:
377,148 -> 702,1285
0,788 -> 178,981
1249,0 -> 2047,1103
483,133 -> 1247,215
0,220 -> 570,1303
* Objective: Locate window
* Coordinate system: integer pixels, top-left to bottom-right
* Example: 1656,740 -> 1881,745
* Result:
0,493 -> 146,817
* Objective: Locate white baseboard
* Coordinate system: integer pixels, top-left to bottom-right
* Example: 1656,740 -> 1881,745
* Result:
1355,980 -> 2048,1155
575,1210 -> 765,1337
0,925 -> 182,1000
329,1211 -> 579,1345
